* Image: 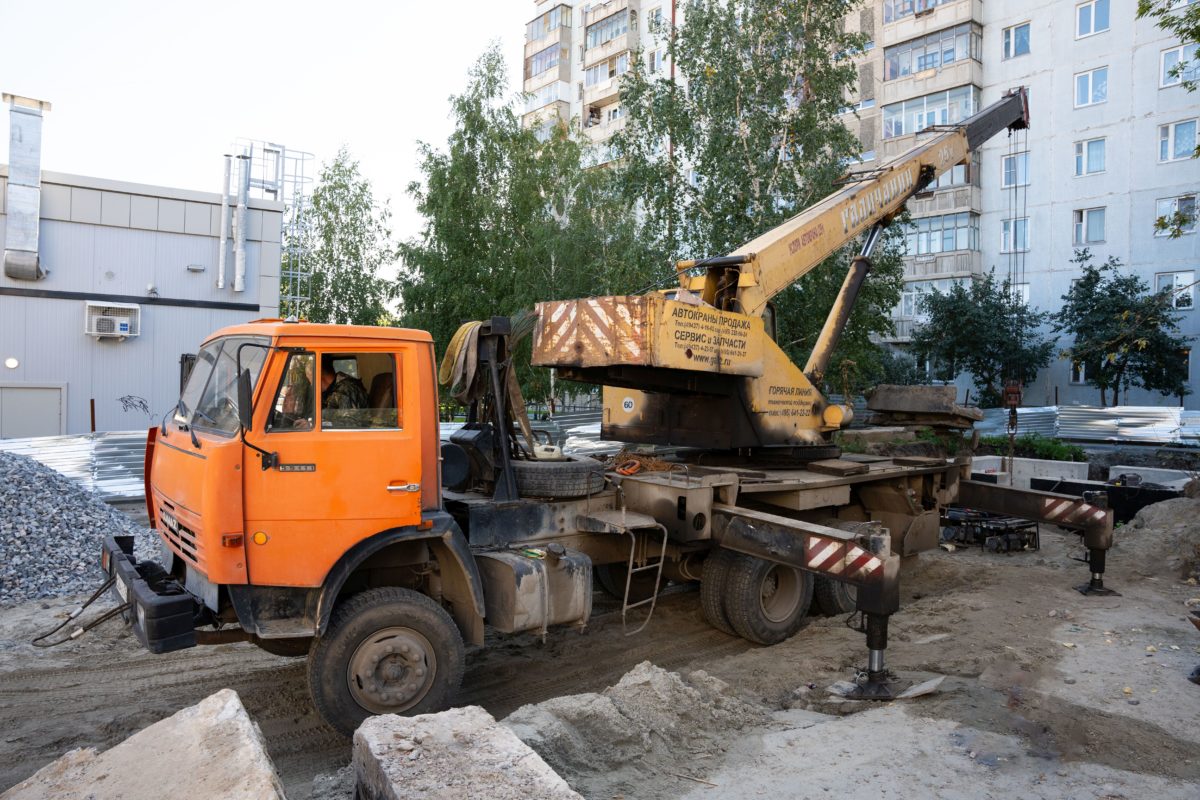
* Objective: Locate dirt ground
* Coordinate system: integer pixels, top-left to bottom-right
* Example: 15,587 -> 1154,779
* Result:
2,514 -> 1199,798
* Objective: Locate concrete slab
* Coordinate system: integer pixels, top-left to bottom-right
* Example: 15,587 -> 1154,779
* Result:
971,455 -> 1089,490
1,689 -> 284,800
355,705 -> 581,800
1107,465 -> 1193,489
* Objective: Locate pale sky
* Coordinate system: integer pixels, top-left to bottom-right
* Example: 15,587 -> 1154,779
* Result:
1,0 -> 529,243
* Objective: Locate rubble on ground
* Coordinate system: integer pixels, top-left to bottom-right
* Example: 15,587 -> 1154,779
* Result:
0,689 -> 284,800
502,662 -> 769,799
1121,497 -> 1200,581
0,451 -> 156,605
355,705 -> 580,800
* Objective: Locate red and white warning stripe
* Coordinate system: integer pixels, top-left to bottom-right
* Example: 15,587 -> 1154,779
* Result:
1041,498 -> 1108,527
805,537 -> 883,581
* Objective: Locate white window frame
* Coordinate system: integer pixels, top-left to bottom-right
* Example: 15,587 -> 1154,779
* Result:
1075,0 -> 1110,39
1073,207 -> 1106,245
1070,361 -> 1087,384
1001,151 -> 1030,188
1074,66 -> 1108,108
1002,22 -> 1031,60
1001,217 -> 1030,253
1156,270 -> 1195,309
1159,119 -> 1198,162
1156,194 -> 1198,236
648,47 -> 665,74
1161,43 -> 1200,88
1074,137 -> 1106,176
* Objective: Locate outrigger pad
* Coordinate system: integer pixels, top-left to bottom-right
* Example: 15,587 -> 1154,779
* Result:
1076,581 -> 1121,597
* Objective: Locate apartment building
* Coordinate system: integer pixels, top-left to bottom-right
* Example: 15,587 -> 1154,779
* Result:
521,1 -> 1200,407
522,0 -> 678,159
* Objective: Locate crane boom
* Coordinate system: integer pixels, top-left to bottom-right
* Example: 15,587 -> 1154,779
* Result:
531,89 -> 1029,451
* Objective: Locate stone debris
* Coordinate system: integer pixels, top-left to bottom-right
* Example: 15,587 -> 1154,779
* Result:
0,451 -> 157,605
355,705 -> 580,800
503,661 -> 769,799
0,689 -> 284,800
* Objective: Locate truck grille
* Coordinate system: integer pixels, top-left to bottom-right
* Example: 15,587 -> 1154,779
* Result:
159,505 -> 201,567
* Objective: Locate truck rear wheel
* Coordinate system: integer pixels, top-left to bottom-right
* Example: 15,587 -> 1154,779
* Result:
699,549 -> 737,636
595,562 -> 659,603
723,553 -> 813,645
307,587 -> 464,737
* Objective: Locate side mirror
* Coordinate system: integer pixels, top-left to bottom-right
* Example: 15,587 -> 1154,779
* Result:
237,369 -> 254,431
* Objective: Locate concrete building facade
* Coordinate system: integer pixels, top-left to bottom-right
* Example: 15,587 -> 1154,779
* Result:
0,102 -> 282,436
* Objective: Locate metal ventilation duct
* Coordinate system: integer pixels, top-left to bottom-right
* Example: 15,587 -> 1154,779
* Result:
3,94 -> 51,281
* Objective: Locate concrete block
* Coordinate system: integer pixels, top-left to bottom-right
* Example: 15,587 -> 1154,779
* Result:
354,705 -> 581,800
971,455 -> 1089,490
1,689 -> 285,800
1107,465 -> 1193,489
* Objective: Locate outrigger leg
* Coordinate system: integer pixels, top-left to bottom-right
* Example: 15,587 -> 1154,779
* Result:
846,531 -> 909,700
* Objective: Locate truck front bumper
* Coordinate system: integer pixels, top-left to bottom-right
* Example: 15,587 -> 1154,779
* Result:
101,535 -> 199,654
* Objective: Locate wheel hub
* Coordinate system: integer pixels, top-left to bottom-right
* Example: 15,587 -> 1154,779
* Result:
347,627 -> 437,714
759,565 -> 801,624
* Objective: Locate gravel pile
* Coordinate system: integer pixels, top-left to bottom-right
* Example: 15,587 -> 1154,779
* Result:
1,451 -> 157,605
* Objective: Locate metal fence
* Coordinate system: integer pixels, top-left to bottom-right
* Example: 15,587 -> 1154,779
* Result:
0,430 -> 147,501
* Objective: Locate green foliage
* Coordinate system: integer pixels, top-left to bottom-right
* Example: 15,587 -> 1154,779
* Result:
398,45 -> 657,401
286,147 -> 397,325
978,433 -> 1087,463
1053,250 -> 1191,406
613,0 -> 903,392
910,270 -> 1055,406
1139,1 -> 1200,236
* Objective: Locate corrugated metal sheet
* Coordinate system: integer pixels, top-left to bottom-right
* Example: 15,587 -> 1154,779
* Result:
975,406 -> 1058,438
0,430 -> 147,500
1056,406 -> 1187,443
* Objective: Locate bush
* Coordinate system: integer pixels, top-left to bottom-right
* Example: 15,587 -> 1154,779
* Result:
978,433 -> 1087,463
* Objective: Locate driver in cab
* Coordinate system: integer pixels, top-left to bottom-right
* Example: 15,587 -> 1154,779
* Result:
283,356 -> 368,429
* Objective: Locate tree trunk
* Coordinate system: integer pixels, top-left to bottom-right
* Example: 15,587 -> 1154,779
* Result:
1099,386 -> 1108,406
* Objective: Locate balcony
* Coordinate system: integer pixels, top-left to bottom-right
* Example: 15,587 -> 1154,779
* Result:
902,249 -> 982,281
583,74 -> 624,109
524,50 -> 571,93
882,317 -> 920,342
881,59 -> 982,106
907,185 -> 980,216
522,100 -> 571,134
525,20 -> 571,61
882,0 -> 981,45
582,114 -> 627,144
586,0 -> 638,27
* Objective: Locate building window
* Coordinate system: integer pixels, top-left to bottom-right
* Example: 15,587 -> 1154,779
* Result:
1003,23 -> 1031,59
586,9 -> 629,50
883,23 -> 982,81
903,212 -> 979,256
883,0 -> 955,24
1001,152 -> 1030,187
1156,195 -> 1198,235
1001,217 -> 1029,252
526,5 -> 570,41
647,6 -> 664,30
648,47 -> 665,74
1073,207 -> 1106,245
1159,119 -> 1198,161
526,45 -> 563,80
1162,44 -> 1200,87
607,105 -> 624,123
1074,67 -> 1108,107
1070,361 -> 1087,384
882,85 -> 979,139
1013,283 -> 1030,305
1076,0 -> 1109,38
898,278 -> 964,318
932,159 -> 974,190
1074,137 -> 1106,175
585,53 -> 629,87
1156,270 -> 1195,309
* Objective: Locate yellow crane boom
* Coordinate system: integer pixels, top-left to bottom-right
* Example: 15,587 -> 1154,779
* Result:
531,89 -> 1029,452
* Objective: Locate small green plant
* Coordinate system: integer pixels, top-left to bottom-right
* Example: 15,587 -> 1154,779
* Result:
978,433 -> 1087,462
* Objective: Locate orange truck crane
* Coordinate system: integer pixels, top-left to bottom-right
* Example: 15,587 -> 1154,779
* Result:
97,88 -> 1115,735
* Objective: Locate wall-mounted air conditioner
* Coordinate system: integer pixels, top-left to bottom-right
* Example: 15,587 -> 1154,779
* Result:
84,301 -> 141,339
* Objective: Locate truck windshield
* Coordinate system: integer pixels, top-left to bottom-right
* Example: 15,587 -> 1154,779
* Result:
176,335 -> 269,436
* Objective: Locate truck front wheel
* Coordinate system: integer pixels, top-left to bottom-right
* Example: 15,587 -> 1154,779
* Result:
307,587 -> 465,736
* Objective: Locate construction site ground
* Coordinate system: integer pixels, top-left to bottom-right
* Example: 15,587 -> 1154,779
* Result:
2,509 -> 1199,798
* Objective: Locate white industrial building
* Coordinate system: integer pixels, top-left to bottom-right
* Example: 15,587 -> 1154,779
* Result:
519,0 -> 1200,408
0,95 -> 284,437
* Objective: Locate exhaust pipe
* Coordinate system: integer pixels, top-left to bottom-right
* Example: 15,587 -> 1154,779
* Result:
3,94 -> 51,281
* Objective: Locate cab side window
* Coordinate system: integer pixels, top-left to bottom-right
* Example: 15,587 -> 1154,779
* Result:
320,352 -> 401,430
268,353 -> 316,431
